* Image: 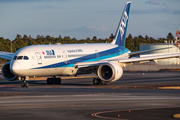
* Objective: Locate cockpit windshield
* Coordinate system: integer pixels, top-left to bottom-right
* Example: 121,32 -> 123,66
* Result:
24,56 -> 29,60
13,56 -> 29,60
17,56 -> 23,60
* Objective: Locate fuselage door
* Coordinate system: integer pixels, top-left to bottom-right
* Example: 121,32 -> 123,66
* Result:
35,52 -> 42,64
62,51 -> 70,65
62,51 -> 68,61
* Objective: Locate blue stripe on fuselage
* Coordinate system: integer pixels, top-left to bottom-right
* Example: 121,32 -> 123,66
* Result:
32,46 -> 130,69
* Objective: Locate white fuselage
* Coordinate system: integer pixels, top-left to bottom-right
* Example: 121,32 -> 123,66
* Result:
10,43 -> 130,77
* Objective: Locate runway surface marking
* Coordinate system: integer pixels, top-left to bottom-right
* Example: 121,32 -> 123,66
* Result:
158,86 -> 180,89
173,113 -> 180,118
91,106 -> 180,120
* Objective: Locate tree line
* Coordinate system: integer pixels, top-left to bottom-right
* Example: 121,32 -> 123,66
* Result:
0,32 -> 175,63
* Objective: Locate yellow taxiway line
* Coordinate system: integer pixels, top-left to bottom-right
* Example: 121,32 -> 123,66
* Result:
158,86 -> 180,90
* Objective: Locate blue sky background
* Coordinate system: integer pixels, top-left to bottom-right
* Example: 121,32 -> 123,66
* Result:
0,0 -> 179,40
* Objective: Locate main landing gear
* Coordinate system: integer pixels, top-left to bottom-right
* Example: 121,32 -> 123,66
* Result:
90,69 -> 107,85
19,76 -> 29,87
47,76 -> 61,85
93,78 -> 107,85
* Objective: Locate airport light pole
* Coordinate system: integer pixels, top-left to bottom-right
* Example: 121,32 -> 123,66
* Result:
11,41 -> 12,53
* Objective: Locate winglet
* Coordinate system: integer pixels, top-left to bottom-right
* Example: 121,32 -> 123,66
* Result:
111,1 -> 131,46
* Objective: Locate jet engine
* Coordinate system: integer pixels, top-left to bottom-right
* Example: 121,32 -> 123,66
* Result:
1,62 -> 18,81
97,62 -> 123,82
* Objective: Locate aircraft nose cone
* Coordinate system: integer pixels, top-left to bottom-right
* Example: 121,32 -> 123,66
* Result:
11,62 -> 21,75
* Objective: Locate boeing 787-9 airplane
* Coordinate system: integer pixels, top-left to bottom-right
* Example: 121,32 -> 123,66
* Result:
1,1 -> 180,87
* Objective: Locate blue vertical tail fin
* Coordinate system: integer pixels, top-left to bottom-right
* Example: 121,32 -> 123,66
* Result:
111,1 -> 131,46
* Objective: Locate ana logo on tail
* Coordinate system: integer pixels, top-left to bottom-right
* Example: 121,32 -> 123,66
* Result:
120,11 -> 128,40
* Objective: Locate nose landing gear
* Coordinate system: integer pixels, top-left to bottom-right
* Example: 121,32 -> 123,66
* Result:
19,76 -> 29,87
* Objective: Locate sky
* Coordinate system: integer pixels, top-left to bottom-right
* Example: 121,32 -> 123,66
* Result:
0,0 -> 179,41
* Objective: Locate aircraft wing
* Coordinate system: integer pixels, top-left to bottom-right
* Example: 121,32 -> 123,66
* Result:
75,52 -> 180,68
0,51 -> 14,60
129,47 -> 173,56
118,52 -> 180,63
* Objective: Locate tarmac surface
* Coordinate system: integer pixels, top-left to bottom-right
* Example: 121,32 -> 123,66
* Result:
0,71 -> 180,120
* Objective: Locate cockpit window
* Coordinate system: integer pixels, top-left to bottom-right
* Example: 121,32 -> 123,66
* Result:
17,56 -> 23,60
13,56 -> 29,60
24,56 -> 29,60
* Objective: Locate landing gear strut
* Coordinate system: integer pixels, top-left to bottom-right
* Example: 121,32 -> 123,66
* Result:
93,78 -> 107,85
19,76 -> 29,87
47,76 -> 61,85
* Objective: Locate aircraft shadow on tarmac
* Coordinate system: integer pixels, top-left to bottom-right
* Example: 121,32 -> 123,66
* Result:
1,71 -> 180,87
0,80 -> 96,86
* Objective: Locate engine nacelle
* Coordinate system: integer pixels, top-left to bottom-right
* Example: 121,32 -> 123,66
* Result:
1,62 -> 18,81
97,62 -> 123,82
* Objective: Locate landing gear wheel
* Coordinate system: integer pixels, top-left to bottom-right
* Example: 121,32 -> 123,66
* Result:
47,78 -> 53,84
20,76 -> 29,88
93,78 -> 107,85
21,81 -> 29,87
100,80 -> 107,85
47,77 -> 61,85
21,82 -> 25,87
54,78 -> 61,84
25,82 -> 29,87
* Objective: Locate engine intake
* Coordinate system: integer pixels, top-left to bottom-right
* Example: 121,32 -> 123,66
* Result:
1,62 -> 18,81
97,62 -> 123,82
